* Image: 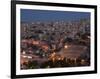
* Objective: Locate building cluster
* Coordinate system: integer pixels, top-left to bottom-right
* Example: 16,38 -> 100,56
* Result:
21,19 -> 90,41
20,19 -> 90,69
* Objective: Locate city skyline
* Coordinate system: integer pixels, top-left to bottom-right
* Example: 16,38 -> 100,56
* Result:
20,8 -> 91,69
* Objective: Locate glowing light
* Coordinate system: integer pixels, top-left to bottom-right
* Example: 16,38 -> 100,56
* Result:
64,45 -> 68,49
87,36 -> 90,39
23,55 -> 27,58
22,51 -> 26,54
58,58 -> 61,60
81,59 -> 85,63
27,56 -> 32,59
81,59 -> 85,64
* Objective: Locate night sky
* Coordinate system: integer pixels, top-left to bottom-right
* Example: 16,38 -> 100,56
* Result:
21,9 -> 90,22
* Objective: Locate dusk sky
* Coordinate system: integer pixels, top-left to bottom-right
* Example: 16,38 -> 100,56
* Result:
21,9 -> 90,22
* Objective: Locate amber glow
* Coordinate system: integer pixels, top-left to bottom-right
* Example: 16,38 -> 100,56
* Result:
64,45 -> 68,49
